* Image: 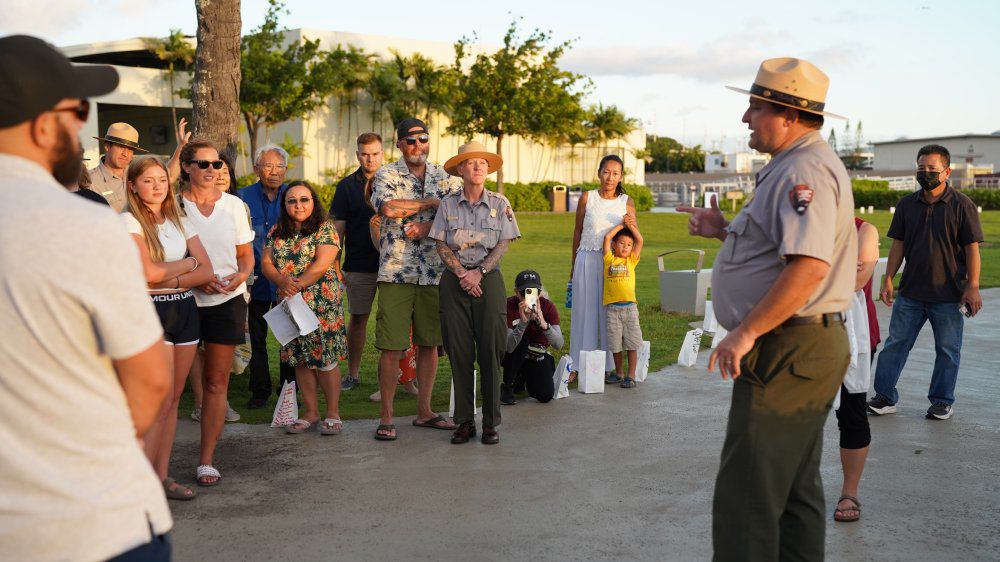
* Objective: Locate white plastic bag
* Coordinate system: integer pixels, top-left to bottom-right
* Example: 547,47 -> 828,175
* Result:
711,325 -> 728,349
270,380 -> 299,427
703,301 -> 718,333
449,370 -> 481,417
577,350 -> 606,394
677,329 -> 704,367
553,355 -> 571,399
635,341 -> 651,382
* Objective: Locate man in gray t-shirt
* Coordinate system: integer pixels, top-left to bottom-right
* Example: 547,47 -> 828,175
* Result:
0,35 -> 173,561
680,58 -> 856,560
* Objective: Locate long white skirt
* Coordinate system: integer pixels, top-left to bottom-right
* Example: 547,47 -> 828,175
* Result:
569,249 -> 615,372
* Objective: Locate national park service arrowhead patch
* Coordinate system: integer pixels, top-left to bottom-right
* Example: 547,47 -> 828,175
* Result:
789,184 -> 813,215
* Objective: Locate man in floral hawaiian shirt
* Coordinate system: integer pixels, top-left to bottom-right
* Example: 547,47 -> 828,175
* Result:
369,118 -> 461,440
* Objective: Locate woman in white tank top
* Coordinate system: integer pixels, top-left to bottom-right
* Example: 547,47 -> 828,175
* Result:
568,155 -> 636,374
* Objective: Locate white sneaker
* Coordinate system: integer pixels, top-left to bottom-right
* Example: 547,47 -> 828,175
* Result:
190,407 -> 201,422
225,403 -> 241,422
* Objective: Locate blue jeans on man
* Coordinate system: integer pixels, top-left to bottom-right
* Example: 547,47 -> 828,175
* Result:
873,294 -> 964,405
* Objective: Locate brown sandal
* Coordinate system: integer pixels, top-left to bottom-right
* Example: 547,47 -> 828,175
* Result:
163,476 -> 197,501
834,495 -> 861,522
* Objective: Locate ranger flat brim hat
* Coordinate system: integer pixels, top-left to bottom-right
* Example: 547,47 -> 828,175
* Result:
727,57 -> 846,120
0,35 -> 118,128
444,141 -> 503,177
93,122 -> 148,153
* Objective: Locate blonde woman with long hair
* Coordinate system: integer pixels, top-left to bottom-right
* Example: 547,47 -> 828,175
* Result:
122,156 -> 213,500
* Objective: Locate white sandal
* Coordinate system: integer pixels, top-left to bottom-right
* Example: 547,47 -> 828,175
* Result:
196,464 -> 222,487
320,418 -> 343,435
285,419 -> 314,434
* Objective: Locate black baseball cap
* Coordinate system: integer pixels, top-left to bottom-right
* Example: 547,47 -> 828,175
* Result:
515,270 -> 542,291
0,35 -> 119,128
396,117 -> 428,141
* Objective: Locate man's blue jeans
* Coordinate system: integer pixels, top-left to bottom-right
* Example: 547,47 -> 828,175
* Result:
873,294 -> 964,405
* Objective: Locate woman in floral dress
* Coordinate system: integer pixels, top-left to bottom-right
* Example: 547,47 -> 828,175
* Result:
262,181 -> 347,435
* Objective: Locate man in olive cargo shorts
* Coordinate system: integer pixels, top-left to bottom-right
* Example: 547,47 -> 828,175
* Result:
679,57 -> 857,560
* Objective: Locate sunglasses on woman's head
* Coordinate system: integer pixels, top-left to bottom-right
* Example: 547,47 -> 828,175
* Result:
190,160 -> 224,170
404,135 -> 430,146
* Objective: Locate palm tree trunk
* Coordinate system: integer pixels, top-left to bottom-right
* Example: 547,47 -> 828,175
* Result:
192,0 -> 241,162
168,62 -> 178,134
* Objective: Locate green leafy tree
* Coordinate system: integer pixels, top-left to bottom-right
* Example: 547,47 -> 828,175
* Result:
142,29 -> 195,134
328,45 -> 375,143
448,19 -> 590,193
364,61 -> 403,139
644,135 -> 705,173
240,0 -> 340,161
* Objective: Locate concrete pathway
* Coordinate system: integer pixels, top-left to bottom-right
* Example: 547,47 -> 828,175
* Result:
169,289 -> 1000,561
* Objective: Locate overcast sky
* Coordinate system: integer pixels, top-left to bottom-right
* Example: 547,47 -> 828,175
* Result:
3,0 -> 997,152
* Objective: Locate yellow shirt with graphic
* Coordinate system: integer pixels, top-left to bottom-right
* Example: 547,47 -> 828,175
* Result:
603,252 -> 639,305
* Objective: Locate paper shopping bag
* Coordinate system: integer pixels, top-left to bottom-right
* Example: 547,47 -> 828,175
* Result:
231,332 -> 251,375
703,300 -> 719,333
577,350 -> 606,394
449,370 -> 481,418
270,380 -> 299,427
553,355 -> 571,399
677,329 -> 703,367
711,325 -> 728,349
635,341 -> 651,382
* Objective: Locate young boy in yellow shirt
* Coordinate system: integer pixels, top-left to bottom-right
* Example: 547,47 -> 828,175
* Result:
602,219 -> 644,388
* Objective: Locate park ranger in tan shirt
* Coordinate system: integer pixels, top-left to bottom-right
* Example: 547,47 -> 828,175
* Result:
680,58 -> 857,561
89,122 -> 147,211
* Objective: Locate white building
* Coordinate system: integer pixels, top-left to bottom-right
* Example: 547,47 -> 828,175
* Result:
63,29 -> 645,186
873,133 -> 1000,173
704,151 -> 770,174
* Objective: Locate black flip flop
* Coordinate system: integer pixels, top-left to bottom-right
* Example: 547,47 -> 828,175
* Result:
412,415 -> 456,430
374,424 -> 397,441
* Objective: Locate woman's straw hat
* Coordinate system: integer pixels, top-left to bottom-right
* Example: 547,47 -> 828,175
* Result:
726,57 -> 846,120
444,141 -> 503,177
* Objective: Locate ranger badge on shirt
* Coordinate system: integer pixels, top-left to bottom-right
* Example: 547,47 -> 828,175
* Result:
789,184 -> 813,215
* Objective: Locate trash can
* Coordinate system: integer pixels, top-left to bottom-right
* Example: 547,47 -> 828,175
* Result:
550,185 -> 567,212
568,187 -> 583,212
657,249 -> 712,315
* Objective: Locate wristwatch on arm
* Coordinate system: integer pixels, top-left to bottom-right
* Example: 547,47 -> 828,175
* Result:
478,266 -> 487,275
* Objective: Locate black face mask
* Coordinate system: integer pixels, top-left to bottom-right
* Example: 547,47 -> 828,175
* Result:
916,170 -> 943,191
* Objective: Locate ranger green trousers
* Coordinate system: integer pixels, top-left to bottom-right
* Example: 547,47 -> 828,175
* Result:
439,270 -> 506,428
712,322 -> 850,562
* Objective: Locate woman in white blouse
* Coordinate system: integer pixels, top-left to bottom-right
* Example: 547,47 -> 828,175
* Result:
178,140 -> 255,487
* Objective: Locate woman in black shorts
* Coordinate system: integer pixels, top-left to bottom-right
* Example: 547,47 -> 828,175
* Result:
179,140 -> 255,487
122,156 -> 213,500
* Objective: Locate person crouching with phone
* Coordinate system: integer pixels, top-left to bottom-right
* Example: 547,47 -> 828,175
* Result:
603,219 -> 644,388
501,270 -> 565,405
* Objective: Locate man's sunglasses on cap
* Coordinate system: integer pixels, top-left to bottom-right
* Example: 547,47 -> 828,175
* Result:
190,159 -> 224,170
50,100 -> 90,122
404,135 -> 430,146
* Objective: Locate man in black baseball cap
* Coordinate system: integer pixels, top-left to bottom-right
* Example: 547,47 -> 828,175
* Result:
395,117 -> 428,143
0,36 -> 176,562
0,34 -> 118,185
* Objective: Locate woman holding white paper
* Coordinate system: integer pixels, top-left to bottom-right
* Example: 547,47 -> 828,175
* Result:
262,180 -> 347,436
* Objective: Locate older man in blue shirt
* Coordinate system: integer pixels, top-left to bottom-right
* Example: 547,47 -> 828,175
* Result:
238,144 -> 295,409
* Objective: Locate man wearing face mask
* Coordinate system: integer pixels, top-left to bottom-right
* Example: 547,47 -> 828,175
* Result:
867,144 -> 983,421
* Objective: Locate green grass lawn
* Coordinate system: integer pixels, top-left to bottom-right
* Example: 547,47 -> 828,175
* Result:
182,209 -> 1000,424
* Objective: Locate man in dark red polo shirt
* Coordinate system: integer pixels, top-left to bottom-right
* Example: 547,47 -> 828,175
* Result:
867,144 -> 984,421
501,270 -> 564,405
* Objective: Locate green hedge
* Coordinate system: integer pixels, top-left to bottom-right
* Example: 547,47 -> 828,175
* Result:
851,179 -> 890,191
960,189 -> 1000,210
